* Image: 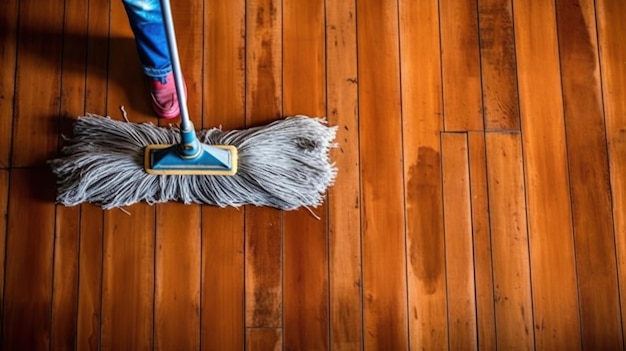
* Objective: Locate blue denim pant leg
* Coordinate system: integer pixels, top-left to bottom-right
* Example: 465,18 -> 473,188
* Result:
122,0 -> 171,81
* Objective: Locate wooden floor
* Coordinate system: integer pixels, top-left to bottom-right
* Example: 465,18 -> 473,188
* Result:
0,0 -> 625,349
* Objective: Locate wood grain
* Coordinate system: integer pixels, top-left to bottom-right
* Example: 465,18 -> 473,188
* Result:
155,204 -> 201,351
201,0 -> 246,349
244,207 -> 282,329
399,0 -> 448,348
283,210 -> 329,350
478,0 -> 520,131
52,204 -> 80,351
84,0 -> 109,116
442,133 -> 477,350
282,0 -> 329,349
12,0 -> 64,166
357,0 -> 408,349
201,207 -> 244,350
203,0 -> 246,131
513,0 -> 581,348
51,0 -> 89,347
59,0 -> 88,122
75,0 -> 109,348
244,0 -> 282,127
0,170 -> 8,336
3,169 -> 56,350
596,0 -> 626,341
485,133 -> 534,349
468,132 -> 496,350
101,206 -> 155,351
325,0 -> 362,349
76,204 -> 104,351
440,0 -> 483,131
556,0 -> 622,348
244,0 -> 283,331
246,328 -> 282,351
0,0 -> 18,167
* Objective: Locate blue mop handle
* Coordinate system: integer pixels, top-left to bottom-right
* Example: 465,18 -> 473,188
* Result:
160,0 -> 191,131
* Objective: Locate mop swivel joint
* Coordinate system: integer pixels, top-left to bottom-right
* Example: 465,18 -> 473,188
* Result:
178,122 -> 203,159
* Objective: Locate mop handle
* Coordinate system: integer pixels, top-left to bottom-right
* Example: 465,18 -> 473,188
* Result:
160,0 -> 192,131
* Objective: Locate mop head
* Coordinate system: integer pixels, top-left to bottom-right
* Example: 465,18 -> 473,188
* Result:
48,114 -> 337,210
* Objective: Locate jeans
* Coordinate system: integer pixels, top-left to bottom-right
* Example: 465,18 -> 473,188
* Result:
122,0 -> 171,81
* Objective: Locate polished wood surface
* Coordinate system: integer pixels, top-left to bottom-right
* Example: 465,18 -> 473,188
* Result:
1,0 -> 624,349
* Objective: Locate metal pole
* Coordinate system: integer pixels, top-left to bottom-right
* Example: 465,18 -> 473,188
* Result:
160,0 -> 191,131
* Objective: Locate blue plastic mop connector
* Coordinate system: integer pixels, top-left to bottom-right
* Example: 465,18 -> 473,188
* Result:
144,121 -> 238,175
179,124 -> 202,158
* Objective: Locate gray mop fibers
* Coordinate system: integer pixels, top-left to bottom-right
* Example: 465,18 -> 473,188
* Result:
48,114 -> 337,210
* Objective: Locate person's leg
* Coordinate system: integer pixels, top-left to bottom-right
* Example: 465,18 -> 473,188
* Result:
122,0 -> 183,119
122,0 -> 171,79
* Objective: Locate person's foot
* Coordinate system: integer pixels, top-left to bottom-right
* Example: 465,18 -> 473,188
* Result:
148,72 -> 185,119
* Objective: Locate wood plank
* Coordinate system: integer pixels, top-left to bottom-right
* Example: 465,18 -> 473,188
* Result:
357,0 -> 408,349
100,2 -> 155,350
101,206 -> 155,351
0,170 -> 8,335
283,214 -> 329,349
440,0 -> 483,131
282,0 -> 329,349
203,0 -> 246,131
244,206 -> 282,329
11,0 -> 64,166
76,204 -> 104,351
50,0 -> 89,347
485,133 -> 534,349
399,0 -> 448,348
75,0 -> 109,349
201,207 -> 244,350
467,132 -> 496,350
155,204 -> 200,351
325,0 -> 362,349
84,0 -> 109,117
3,169 -> 56,350
0,0 -> 18,168
244,0 -> 282,126
555,0 -> 622,348
52,205 -> 80,351
441,133 -> 477,350
513,0 -> 581,348
59,0 -> 88,122
478,0 -> 520,131
244,0 -> 283,331
201,0 -> 246,349
596,0 -> 626,342
244,207 -> 282,328
468,132 -> 497,350
246,328 -> 282,351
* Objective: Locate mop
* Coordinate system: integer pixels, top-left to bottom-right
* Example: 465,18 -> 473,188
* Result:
48,0 -> 336,211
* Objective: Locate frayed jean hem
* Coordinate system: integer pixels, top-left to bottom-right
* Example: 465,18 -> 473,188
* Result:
143,65 -> 172,80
